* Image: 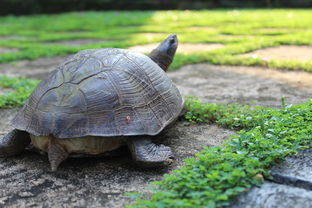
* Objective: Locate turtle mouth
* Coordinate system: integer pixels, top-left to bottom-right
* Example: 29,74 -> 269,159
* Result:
165,34 -> 178,57
169,34 -> 177,44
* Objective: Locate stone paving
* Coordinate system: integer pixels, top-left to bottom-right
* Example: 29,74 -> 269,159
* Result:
231,147 -> 312,208
242,45 -> 312,61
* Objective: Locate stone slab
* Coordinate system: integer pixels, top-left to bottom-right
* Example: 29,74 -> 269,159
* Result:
242,46 -> 312,61
271,146 -> 312,183
231,182 -> 312,208
168,64 -> 312,108
0,55 -> 68,79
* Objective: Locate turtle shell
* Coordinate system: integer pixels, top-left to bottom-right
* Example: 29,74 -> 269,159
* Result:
12,48 -> 183,138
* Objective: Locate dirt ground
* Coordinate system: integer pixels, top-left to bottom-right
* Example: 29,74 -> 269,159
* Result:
242,46 -> 312,61
0,50 -> 312,207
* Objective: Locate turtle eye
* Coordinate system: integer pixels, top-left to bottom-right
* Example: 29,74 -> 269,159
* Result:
169,38 -> 175,44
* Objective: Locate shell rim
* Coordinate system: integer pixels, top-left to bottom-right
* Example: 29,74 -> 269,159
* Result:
14,99 -> 184,139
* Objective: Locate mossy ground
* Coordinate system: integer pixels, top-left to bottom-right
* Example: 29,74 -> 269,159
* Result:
0,9 -> 312,207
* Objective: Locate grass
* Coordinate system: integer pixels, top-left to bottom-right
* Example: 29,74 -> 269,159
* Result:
128,98 -> 312,208
1,10 -> 312,71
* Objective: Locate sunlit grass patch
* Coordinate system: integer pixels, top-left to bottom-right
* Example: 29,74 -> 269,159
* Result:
0,76 -> 39,108
1,10 -> 312,72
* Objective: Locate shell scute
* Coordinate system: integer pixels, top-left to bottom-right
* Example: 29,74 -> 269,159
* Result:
67,58 -> 103,84
37,83 -> 86,114
79,75 -> 121,111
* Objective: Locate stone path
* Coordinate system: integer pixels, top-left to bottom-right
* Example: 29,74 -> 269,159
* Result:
0,56 -> 67,79
0,53 -> 311,207
242,45 -> 312,61
168,64 -> 312,108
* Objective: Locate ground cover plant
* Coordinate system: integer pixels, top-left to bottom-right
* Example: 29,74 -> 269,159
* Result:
128,98 -> 312,207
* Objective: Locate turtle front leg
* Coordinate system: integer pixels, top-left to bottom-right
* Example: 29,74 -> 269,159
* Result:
0,129 -> 31,157
127,138 -> 174,167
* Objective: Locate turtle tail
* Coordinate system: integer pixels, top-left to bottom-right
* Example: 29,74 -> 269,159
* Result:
48,138 -> 69,171
148,34 -> 178,72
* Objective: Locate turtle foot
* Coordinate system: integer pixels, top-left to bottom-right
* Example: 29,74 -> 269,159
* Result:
128,138 -> 174,167
0,129 -> 30,157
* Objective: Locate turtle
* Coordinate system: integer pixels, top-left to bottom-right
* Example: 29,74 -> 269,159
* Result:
0,34 -> 184,171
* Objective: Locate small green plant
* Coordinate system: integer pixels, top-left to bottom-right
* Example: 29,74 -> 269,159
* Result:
0,76 -> 39,108
128,98 -> 312,208
184,97 -> 273,129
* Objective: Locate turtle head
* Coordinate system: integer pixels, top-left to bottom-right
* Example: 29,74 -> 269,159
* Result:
155,34 -> 178,59
148,34 -> 178,72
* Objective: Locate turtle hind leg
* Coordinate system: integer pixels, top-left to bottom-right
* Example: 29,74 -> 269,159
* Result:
48,138 -> 69,172
0,129 -> 31,157
127,138 -> 174,167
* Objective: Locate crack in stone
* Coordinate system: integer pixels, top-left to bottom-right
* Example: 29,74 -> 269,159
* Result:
268,172 -> 312,191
